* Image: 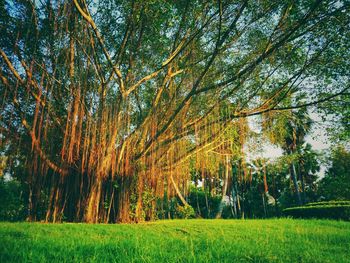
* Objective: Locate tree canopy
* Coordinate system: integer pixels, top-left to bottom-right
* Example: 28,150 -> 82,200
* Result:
0,0 -> 349,222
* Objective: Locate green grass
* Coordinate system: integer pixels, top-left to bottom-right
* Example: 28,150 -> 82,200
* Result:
1,219 -> 349,263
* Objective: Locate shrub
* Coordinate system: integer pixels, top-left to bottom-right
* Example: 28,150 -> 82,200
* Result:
0,178 -> 27,221
283,202 -> 350,220
176,205 -> 195,219
305,200 -> 350,207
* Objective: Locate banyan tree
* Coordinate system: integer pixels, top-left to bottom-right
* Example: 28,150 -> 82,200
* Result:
0,0 -> 349,222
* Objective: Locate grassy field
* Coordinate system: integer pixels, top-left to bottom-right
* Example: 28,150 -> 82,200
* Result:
1,219 -> 349,263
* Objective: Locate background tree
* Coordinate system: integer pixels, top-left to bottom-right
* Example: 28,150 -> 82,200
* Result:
318,146 -> 350,201
262,95 -> 314,205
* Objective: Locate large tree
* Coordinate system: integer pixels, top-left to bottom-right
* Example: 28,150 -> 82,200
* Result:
0,0 -> 349,222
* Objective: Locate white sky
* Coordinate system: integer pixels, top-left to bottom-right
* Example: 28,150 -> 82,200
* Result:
246,111 -> 332,177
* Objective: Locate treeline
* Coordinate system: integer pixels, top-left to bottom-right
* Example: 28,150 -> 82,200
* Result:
1,146 -> 349,221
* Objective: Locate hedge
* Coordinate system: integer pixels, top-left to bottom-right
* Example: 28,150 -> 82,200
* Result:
283,203 -> 350,220
304,200 -> 350,207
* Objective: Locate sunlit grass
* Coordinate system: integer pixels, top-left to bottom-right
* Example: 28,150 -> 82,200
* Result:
1,219 -> 349,262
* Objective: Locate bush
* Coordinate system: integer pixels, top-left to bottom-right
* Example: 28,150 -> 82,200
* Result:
0,178 -> 27,221
283,202 -> 350,220
176,205 -> 195,219
305,200 -> 350,206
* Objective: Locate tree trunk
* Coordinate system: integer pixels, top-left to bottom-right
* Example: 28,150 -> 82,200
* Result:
215,156 -> 229,219
262,193 -> 267,218
85,178 -> 103,223
299,163 -> 306,204
116,176 -> 132,223
170,174 -> 189,206
291,162 -> 302,205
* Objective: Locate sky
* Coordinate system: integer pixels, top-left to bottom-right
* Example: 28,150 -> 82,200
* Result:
245,111 -> 333,178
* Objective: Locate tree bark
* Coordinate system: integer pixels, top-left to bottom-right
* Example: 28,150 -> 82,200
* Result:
170,174 -> 189,206
291,162 -> 302,205
215,156 -> 230,218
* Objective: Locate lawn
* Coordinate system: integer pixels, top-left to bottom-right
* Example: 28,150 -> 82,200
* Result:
1,219 -> 349,262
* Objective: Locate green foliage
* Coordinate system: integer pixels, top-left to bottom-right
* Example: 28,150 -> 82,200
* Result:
1,0 -> 349,223
262,98 -> 313,154
187,187 -> 221,218
318,146 -> 350,200
142,187 -> 157,221
130,184 -> 157,221
305,200 -> 350,206
0,178 -> 26,221
1,220 -> 350,262
175,205 -> 195,219
319,95 -> 350,142
283,202 -> 350,220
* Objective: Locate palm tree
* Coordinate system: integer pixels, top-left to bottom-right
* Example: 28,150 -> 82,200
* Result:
262,99 -> 313,205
